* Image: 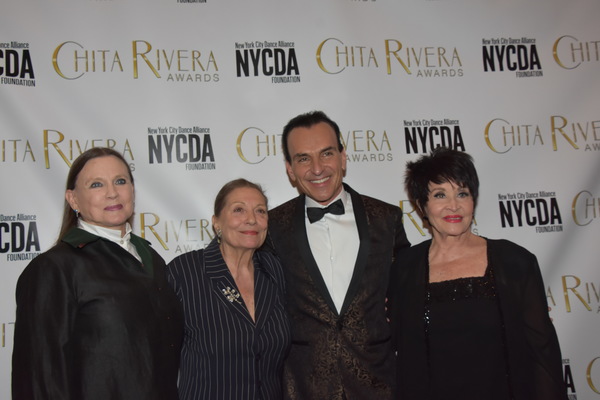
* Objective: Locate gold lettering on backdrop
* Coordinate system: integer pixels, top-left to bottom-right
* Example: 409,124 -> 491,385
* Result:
341,130 -> 392,153
140,212 -> 168,249
52,41 -> 83,80
139,213 -> 213,251
235,127 -> 279,164
562,275 -> 592,312
384,39 -> 411,75
132,40 -> 160,79
484,119 -> 510,154
43,131 -> 133,168
553,35 -> 580,70
0,139 -> 35,162
550,115 -> 579,150
43,130 -> 70,168
587,357 -> 600,394
398,200 -> 427,236
572,190 -> 597,226
316,38 -> 343,74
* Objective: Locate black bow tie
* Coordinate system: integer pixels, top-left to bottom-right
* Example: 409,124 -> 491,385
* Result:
306,199 -> 345,223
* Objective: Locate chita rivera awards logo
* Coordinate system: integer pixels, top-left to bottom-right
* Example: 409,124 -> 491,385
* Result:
235,40 -> 300,83
553,35 -> 600,70
0,130 -> 134,169
316,38 -> 464,77
147,125 -> 216,171
0,41 -> 35,87
484,115 -> 600,153
138,212 -> 213,253
0,212 -> 41,262
482,36 -> 542,78
403,118 -> 466,154
235,124 -> 394,164
498,190 -> 563,233
52,40 -> 219,82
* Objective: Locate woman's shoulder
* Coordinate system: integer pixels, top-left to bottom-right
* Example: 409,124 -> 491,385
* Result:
485,237 -> 535,259
398,239 -> 431,259
256,249 -> 282,270
167,249 -> 205,272
256,249 -> 285,281
16,242 -> 80,288
485,237 -> 539,279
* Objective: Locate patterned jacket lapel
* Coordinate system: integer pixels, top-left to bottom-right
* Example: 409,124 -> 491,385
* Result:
203,240 -> 255,326
294,195 -> 340,315
339,184 -> 371,315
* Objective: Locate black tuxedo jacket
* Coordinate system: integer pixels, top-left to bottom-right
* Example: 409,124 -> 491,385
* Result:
387,238 -> 567,400
267,184 -> 410,400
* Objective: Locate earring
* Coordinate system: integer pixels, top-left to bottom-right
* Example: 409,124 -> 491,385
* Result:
74,209 -> 79,218
216,229 -> 222,244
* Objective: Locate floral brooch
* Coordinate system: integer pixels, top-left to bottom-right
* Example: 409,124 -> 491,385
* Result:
221,286 -> 243,305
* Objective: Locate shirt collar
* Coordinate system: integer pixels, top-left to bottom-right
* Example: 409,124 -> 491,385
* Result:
78,220 -> 132,244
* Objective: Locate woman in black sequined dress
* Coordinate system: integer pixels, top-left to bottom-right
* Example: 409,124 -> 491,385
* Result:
387,147 -> 566,400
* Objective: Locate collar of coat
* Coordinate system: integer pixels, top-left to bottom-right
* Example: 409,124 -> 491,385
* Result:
62,227 -> 155,275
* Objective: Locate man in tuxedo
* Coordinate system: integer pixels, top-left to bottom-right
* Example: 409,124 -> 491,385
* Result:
267,111 -> 410,399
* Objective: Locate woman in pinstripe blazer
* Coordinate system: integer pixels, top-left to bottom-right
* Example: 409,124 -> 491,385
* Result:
167,179 -> 291,400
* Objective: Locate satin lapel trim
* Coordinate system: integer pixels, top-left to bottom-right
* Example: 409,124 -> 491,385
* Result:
203,243 -> 255,326
339,185 -> 371,316
295,195 -> 339,315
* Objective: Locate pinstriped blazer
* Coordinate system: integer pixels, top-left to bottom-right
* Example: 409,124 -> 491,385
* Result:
166,238 -> 291,400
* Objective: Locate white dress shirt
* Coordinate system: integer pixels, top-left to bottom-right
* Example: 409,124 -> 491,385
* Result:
305,189 -> 360,313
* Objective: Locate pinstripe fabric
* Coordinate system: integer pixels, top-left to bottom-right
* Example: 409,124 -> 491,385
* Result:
166,238 -> 291,400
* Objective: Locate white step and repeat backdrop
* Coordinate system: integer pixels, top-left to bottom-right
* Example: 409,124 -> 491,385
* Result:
1,0 -> 599,398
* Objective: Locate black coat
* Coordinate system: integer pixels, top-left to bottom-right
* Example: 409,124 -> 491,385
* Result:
267,184 -> 410,400
387,238 -> 567,400
12,228 -> 183,400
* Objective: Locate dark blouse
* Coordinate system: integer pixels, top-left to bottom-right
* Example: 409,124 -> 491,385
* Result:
427,266 -> 511,399
167,238 -> 291,400
12,228 -> 183,400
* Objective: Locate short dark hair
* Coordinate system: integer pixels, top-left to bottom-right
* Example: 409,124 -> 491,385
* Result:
281,111 -> 344,163
214,178 -> 268,217
58,147 -> 134,242
404,147 -> 479,214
